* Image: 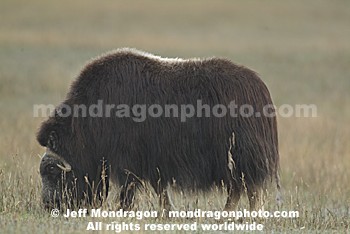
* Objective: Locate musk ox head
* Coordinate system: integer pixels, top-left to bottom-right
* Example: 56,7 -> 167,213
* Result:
37,119 -> 82,209
37,110 -> 109,210
39,149 -> 75,209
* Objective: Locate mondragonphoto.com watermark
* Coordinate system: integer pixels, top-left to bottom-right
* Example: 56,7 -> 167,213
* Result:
33,100 -> 317,122
50,208 -> 299,232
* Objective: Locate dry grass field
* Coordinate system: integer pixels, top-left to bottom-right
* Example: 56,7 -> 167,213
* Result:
0,0 -> 349,233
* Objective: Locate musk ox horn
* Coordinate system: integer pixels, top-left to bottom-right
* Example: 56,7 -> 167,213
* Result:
42,150 -> 72,172
56,163 -> 72,172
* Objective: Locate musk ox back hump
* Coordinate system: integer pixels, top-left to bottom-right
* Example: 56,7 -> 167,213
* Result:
67,48 -> 279,192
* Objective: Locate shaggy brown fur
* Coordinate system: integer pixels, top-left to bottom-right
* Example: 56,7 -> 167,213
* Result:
37,48 -> 280,210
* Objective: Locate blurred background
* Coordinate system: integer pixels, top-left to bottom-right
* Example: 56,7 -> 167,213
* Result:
0,0 -> 349,232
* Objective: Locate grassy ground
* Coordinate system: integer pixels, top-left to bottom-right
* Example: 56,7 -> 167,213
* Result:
0,0 -> 349,233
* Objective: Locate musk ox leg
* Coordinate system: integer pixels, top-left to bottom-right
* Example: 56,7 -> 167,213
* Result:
120,184 -> 136,210
159,189 -> 176,212
275,171 -> 283,207
225,132 -> 242,210
149,178 -> 174,212
118,171 -> 138,210
224,182 -> 242,211
92,160 -> 110,206
247,187 -> 264,211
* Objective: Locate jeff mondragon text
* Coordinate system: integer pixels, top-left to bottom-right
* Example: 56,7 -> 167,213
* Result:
63,208 -> 299,219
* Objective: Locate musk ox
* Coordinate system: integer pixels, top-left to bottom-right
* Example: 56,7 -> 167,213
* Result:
38,48 -> 281,211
